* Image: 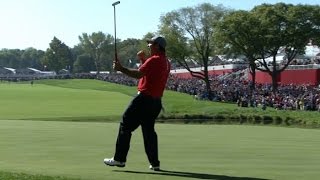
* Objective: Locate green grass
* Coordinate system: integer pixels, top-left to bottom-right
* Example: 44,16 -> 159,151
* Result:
0,171 -> 80,180
0,79 -> 319,126
0,120 -> 320,180
0,79 -> 320,180
0,80 -> 131,121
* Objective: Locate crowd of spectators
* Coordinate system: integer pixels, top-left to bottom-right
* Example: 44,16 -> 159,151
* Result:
283,57 -> 320,66
96,71 -> 320,112
97,73 -> 137,86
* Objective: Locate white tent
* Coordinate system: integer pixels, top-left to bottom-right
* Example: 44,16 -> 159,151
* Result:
4,67 -> 16,74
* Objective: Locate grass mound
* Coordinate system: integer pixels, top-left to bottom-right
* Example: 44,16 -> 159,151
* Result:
0,79 -> 319,128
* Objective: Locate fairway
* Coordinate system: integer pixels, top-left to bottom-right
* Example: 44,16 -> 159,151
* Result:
0,81 -> 131,121
0,120 -> 320,180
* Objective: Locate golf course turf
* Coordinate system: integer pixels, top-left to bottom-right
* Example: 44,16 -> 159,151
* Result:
0,79 -> 319,180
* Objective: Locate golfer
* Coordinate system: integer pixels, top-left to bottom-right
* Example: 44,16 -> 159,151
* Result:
104,36 -> 171,171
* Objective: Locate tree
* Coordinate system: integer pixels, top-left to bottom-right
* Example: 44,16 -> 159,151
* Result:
298,5 -> 320,45
216,10 -> 263,91
159,3 -> 229,99
73,54 -> 95,73
117,38 -> 142,68
251,3 -> 320,92
158,13 -> 191,70
0,49 -> 22,68
21,48 -> 45,70
78,32 -> 113,73
43,37 -> 73,72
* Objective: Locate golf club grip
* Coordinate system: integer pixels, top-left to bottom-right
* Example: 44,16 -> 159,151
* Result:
112,1 -> 120,6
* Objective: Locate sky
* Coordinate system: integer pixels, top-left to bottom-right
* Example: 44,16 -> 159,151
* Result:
0,0 -> 319,50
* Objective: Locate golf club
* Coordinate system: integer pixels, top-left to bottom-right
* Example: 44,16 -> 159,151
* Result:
112,1 -> 120,62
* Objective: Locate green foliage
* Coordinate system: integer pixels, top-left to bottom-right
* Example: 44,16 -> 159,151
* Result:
0,49 -> 22,68
73,54 -> 95,73
158,3 -> 230,96
117,38 -> 142,68
216,10 -> 261,88
217,3 -> 320,91
252,3 -> 320,90
43,37 -> 73,72
160,3 -> 230,69
21,48 -> 45,70
78,32 -> 113,72
0,48 -> 44,69
159,12 -> 191,66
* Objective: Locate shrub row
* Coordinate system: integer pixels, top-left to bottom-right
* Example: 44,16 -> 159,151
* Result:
158,114 -> 320,128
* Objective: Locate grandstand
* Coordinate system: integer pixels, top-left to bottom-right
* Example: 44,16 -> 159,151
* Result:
251,64 -> 320,86
171,45 -> 320,86
170,63 -> 320,86
0,67 -> 56,81
170,64 -> 247,78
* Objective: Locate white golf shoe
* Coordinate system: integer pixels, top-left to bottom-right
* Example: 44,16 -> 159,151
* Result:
149,164 -> 160,171
103,157 -> 125,167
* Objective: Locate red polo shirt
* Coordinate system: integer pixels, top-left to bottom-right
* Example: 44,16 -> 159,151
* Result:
138,53 -> 170,98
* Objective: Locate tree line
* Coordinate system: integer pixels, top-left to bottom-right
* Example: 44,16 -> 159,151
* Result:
1,2 -> 319,94
159,2 -> 320,95
0,34 -> 149,74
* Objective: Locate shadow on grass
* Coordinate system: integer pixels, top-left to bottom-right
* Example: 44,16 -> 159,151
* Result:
113,169 -> 270,180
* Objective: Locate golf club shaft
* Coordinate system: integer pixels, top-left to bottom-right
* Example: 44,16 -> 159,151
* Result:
112,1 -> 120,61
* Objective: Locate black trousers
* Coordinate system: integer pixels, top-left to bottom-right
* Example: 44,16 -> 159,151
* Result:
114,93 -> 161,166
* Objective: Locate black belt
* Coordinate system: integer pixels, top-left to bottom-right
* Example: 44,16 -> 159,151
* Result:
137,91 -> 161,100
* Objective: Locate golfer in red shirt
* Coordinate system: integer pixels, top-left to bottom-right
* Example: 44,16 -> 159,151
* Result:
104,36 -> 170,171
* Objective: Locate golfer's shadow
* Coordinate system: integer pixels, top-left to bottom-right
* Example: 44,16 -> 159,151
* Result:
113,169 -> 270,180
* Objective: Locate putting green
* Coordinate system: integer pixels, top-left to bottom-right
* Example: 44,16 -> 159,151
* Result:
0,120 -> 319,180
